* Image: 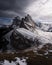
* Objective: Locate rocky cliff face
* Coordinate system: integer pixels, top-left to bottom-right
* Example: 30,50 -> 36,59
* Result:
12,16 -> 21,28
10,30 -> 33,50
20,14 -> 35,30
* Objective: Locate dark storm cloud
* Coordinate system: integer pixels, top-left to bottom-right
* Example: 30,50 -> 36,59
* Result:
0,0 -> 15,10
0,0 -> 33,18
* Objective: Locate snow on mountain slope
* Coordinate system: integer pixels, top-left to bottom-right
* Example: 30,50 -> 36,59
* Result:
16,28 -> 52,44
34,28 -> 52,43
36,22 -> 52,32
16,28 -> 37,41
40,22 -> 52,31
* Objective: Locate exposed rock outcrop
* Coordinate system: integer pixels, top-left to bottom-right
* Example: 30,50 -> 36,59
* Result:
10,29 -> 34,50
20,14 -> 35,31
12,16 -> 21,28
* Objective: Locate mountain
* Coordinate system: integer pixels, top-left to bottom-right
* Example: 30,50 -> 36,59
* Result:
36,22 -> 52,32
10,15 -> 52,50
0,14 -> 52,51
11,27 -> 52,49
5,14 -> 37,50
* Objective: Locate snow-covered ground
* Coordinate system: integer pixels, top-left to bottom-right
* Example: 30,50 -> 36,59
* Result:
0,57 -> 27,65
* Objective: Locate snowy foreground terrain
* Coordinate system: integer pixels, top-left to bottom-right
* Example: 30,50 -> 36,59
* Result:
0,57 -> 27,65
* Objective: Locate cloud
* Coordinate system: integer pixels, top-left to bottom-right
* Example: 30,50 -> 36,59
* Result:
0,0 -> 52,22
0,0 -> 31,18
25,0 -> 52,21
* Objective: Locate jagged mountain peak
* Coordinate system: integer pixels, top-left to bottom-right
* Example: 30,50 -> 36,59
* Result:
21,14 -> 36,29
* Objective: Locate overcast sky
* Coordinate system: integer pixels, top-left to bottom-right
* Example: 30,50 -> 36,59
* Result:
0,0 -> 31,18
0,0 -> 52,22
